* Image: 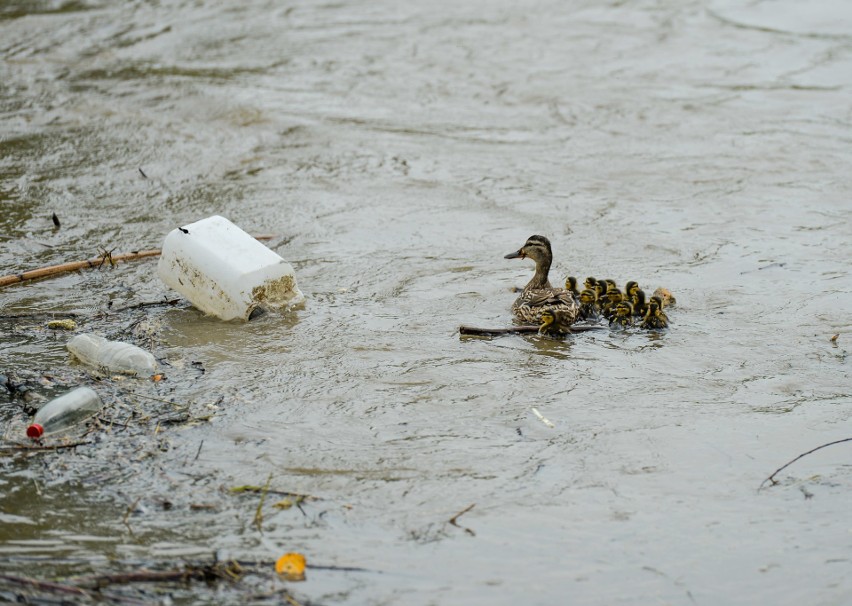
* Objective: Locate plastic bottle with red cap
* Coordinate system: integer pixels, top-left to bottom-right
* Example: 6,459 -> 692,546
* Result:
26,386 -> 102,439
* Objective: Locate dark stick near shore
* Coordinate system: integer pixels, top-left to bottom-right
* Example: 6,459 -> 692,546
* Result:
228,485 -> 318,500
759,437 -> 852,491
0,573 -> 143,605
0,440 -> 91,453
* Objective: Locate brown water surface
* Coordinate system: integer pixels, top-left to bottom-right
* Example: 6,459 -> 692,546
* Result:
1,0 -> 851,604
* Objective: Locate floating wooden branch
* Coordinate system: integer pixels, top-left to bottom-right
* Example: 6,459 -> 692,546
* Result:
0,235 -> 276,288
458,324 -> 605,336
459,325 -> 538,336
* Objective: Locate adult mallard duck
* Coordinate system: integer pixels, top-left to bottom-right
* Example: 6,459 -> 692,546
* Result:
504,235 -> 579,325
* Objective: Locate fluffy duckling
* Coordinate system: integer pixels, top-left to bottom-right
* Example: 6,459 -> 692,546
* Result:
624,281 -> 640,299
578,288 -> 600,320
584,276 -> 598,291
652,287 -> 676,308
564,276 -> 580,299
631,289 -> 647,317
538,309 -> 577,337
505,235 -> 579,325
640,296 -> 669,330
609,301 -> 634,327
601,287 -> 624,319
594,280 -> 608,304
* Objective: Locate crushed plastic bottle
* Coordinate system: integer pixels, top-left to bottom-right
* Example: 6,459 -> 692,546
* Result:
157,215 -> 304,321
67,333 -> 158,376
26,386 -> 102,439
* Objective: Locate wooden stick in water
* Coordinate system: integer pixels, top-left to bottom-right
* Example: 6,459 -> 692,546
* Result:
459,324 -> 605,336
0,235 -> 276,288
459,325 -> 539,336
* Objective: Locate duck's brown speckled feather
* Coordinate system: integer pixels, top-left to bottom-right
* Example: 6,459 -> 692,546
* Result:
511,287 -> 579,324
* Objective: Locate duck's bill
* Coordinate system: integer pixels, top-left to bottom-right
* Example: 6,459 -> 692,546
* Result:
504,250 -> 524,259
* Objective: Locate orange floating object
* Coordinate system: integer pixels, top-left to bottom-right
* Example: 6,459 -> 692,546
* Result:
275,552 -> 306,581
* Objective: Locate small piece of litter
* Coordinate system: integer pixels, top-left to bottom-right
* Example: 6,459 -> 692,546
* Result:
531,407 -> 555,428
275,552 -> 306,581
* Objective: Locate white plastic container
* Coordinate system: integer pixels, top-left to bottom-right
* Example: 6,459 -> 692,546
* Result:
67,333 -> 158,376
157,215 -> 304,321
27,386 -> 102,439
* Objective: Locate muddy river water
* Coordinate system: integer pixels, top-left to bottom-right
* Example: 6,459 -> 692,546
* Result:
2,0 -> 851,604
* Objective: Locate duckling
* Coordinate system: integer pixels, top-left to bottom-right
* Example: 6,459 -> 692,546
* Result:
601,287 -> 624,319
631,289 -> 647,317
578,288 -> 599,320
640,296 -> 669,330
505,235 -> 579,325
624,281 -> 640,299
598,280 -> 620,307
584,276 -> 598,291
652,287 -> 676,308
538,308 -> 574,337
564,276 -> 580,299
594,280 -> 608,303
609,300 -> 634,327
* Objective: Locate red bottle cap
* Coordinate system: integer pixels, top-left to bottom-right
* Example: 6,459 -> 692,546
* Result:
26,424 -> 44,439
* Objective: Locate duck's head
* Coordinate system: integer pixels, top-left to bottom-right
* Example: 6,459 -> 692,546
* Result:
625,281 -> 640,297
648,296 -> 662,313
584,276 -> 597,290
505,235 -> 553,263
632,289 -> 647,309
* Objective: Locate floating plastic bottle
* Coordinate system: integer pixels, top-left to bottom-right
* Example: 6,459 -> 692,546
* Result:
157,215 -> 304,321
67,333 -> 158,376
26,386 -> 102,439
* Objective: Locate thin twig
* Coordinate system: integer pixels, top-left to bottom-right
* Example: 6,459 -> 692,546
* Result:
448,503 -> 476,536
74,562 -> 243,587
229,485 -> 317,500
123,496 -> 142,535
759,437 -> 852,491
0,573 -> 147,604
0,573 -> 91,598
253,473 -> 273,532
0,440 -> 91,453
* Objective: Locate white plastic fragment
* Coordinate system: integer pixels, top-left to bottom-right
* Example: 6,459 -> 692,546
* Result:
67,333 -> 158,376
531,407 -> 555,428
157,215 -> 304,321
